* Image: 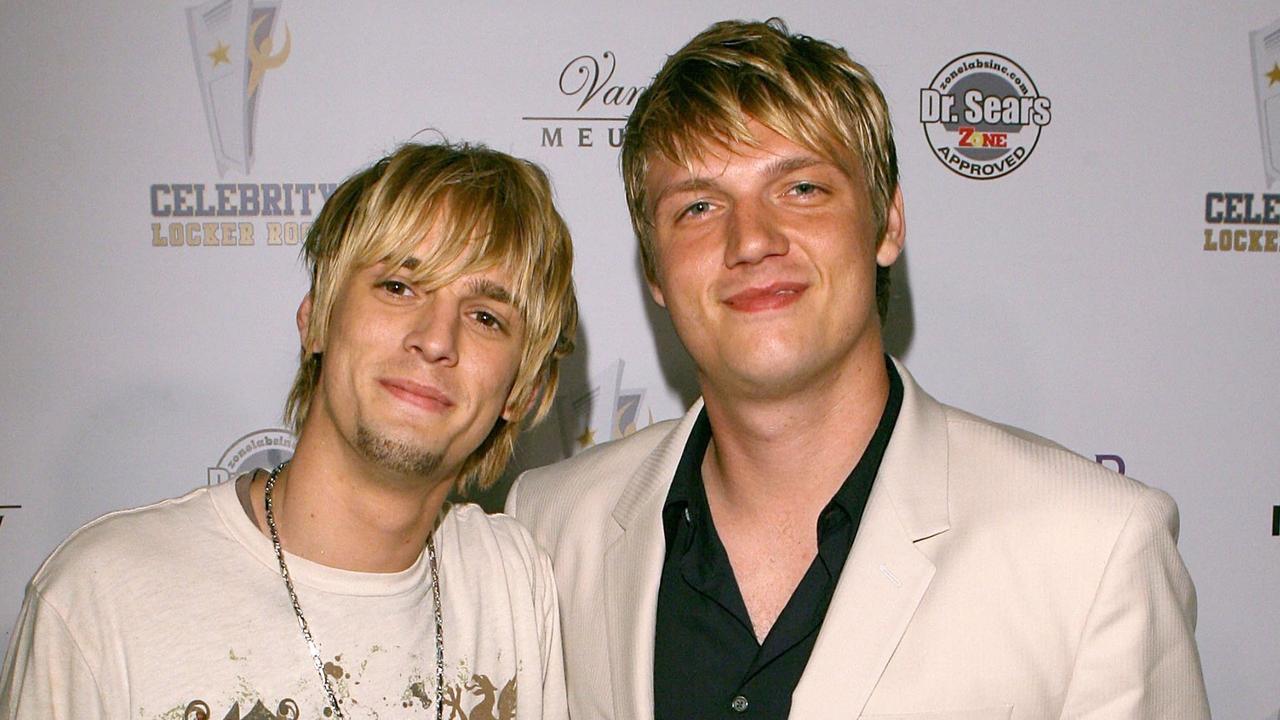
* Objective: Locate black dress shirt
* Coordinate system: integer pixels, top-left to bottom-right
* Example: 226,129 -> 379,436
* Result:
653,359 -> 903,720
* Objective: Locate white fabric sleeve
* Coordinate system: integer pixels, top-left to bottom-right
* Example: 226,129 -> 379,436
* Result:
0,586 -> 110,720
535,546 -> 569,720
1058,487 -> 1211,719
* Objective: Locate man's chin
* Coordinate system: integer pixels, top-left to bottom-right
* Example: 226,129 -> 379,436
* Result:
354,426 -> 444,478
712,352 -> 849,399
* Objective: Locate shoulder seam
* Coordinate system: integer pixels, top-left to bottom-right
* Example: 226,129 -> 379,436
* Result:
26,585 -> 112,711
31,491 -> 204,584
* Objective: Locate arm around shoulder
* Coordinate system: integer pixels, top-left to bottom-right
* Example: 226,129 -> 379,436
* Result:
1058,486 -> 1210,719
1,585 -> 110,720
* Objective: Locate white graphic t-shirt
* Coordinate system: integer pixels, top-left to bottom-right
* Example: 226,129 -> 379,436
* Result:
0,480 -> 567,720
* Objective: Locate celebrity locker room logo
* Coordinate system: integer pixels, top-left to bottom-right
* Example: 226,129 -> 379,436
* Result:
1200,16 -> 1280,254
187,0 -> 290,176
920,52 -> 1052,179
149,1 -> 336,250
556,359 -> 654,457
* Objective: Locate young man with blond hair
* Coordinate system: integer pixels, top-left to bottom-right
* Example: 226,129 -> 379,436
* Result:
508,19 -> 1209,720
3,142 -> 576,720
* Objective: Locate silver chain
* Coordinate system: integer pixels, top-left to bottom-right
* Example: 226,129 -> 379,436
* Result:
264,461 -> 444,720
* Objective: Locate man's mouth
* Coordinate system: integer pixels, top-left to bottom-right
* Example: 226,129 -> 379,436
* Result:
723,282 -> 807,312
380,378 -> 455,412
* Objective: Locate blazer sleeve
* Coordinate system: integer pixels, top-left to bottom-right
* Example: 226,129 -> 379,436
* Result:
1058,487 -> 1210,719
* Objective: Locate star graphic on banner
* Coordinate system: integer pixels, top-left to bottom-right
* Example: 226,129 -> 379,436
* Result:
208,41 -> 231,67
1268,62 -> 1280,87
577,427 -> 596,448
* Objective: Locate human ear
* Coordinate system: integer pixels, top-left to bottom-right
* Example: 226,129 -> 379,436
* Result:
296,293 -> 318,352
501,375 -> 542,423
876,187 -> 906,268
647,277 -> 667,308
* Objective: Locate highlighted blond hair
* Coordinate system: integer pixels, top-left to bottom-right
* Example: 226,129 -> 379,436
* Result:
622,18 -> 899,320
285,142 -> 578,491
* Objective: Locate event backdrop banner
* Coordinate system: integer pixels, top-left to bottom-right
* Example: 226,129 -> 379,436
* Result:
1,2 -> 1277,718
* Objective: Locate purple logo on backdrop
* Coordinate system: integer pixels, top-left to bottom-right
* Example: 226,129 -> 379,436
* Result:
920,52 -> 1052,179
1094,458 -> 1279,538
1093,454 -> 1126,476
207,428 -> 296,485
523,51 -> 647,150
1200,16 -> 1280,254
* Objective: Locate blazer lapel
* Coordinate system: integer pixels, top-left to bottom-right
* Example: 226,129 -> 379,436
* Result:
790,360 -> 951,719
603,400 -> 704,720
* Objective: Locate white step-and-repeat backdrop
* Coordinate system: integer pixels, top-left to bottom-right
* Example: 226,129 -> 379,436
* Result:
1,2 -> 1277,717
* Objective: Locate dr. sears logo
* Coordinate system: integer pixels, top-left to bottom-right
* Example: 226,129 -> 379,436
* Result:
207,428 -> 295,485
920,52 -> 1051,179
186,0 -> 291,176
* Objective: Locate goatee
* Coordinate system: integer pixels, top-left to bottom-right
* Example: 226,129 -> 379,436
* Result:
354,425 -> 443,477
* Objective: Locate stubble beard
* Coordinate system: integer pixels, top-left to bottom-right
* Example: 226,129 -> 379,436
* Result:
353,424 -> 444,478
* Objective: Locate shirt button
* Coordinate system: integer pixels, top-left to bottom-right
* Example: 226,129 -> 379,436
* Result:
730,695 -> 749,713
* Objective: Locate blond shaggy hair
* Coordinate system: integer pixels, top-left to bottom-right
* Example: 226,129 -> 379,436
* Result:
285,142 -> 578,491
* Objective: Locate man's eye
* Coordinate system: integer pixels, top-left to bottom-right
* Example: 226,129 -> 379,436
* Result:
472,310 -> 504,331
682,200 -> 712,218
790,181 -> 820,196
379,280 -> 413,297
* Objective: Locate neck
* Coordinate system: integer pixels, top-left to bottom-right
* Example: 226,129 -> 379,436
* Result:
699,353 -> 890,520
251,428 -> 455,574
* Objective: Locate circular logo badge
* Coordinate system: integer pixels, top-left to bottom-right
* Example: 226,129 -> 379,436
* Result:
920,52 -> 1052,179
207,428 -> 296,485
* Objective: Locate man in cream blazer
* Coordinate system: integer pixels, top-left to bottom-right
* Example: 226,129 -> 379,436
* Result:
510,18 -> 1209,720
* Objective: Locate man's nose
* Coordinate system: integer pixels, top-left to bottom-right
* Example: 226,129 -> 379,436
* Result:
724,199 -> 789,267
403,295 -> 460,366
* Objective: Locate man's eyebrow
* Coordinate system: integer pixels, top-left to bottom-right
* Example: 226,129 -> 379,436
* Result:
652,178 -> 716,209
384,260 -> 513,303
763,155 -> 825,178
651,155 -> 830,208
465,277 -> 514,305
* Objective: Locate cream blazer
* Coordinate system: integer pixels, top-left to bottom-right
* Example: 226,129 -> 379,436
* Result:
507,360 -> 1210,720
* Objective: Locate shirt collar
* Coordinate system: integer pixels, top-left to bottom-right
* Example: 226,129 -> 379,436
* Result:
823,357 -> 903,524
662,406 -> 713,547
662,357 -> 904,542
